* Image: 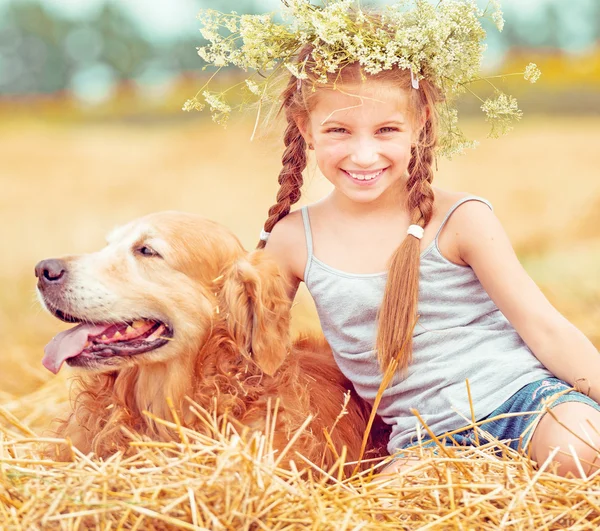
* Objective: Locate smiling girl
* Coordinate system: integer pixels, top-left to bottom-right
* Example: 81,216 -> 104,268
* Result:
194,0 -> 600,478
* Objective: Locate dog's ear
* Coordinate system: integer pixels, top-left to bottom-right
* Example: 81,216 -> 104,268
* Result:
221,250 -> 292,376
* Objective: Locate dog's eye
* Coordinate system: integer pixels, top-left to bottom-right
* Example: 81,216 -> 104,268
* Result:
136,246 -> 161,258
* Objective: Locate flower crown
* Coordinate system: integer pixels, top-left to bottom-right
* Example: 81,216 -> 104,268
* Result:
184,0 -> 540,158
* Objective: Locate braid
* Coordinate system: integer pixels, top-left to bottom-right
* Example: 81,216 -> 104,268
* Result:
375,120 -> 436,374
407,125 -> 435,226
257,91 -> 307,249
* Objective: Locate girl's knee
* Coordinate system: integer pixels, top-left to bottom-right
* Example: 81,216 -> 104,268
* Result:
546,443 -> 600,478
529,401 -> 600,476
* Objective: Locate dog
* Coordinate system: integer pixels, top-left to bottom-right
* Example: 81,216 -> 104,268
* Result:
35,211 -> 388,470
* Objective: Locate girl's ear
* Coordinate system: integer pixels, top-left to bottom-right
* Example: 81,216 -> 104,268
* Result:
295,117 -> 313,147
410,105 -> 430,146
220,251 -> 291,376
411,105 -> 430,145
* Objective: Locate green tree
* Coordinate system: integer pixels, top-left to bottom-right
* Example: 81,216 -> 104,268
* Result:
91,2 -> 154,83
0,0 -> 75,94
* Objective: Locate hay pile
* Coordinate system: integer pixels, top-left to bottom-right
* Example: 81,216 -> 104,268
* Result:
2,385 -> 600,530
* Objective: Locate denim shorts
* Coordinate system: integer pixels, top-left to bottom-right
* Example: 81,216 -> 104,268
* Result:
397,377 -> 600,457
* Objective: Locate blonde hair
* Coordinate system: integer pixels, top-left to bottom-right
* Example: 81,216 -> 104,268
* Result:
258,43 -> 444,375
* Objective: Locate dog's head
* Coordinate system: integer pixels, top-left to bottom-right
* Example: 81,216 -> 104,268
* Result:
36,211 -> 291,376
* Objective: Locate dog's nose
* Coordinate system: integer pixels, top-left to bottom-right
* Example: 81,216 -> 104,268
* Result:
35,259 -> 68,285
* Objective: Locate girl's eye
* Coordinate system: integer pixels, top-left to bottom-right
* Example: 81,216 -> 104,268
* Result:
136,246 -> 161,258
378,127 -> 399,134
326,127 -> 348,134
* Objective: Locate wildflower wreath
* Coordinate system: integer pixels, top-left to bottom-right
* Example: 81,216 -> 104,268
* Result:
184,0 -> 541,157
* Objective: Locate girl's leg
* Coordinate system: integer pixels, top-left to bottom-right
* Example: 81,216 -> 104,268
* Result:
379,435 -> 452,476
379,455 -> 422,476
529,401 -> 600,478
379,431 -> 476,476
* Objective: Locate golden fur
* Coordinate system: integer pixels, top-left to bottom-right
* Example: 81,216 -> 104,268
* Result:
37,211 -> 388,469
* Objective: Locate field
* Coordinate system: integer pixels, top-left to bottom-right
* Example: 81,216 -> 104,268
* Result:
2,115 -> 599,397
1,114 -> 600,528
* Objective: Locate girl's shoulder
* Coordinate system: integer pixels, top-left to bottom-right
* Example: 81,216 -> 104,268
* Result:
263,208 -> 308,283
433,188 -> 494,266
433,188 -> 490,215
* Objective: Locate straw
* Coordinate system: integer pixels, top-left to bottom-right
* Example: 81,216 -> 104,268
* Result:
3,386 -> 600,529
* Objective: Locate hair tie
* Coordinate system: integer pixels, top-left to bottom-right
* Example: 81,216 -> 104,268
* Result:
407,224 -> 424,240
260,229 -> 271,242
410,67 -> 419,90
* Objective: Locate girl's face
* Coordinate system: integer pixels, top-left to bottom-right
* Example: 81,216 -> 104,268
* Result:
301,80 -> 417,205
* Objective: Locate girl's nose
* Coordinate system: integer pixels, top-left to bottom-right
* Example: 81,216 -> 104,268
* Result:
349,137 -> 379,167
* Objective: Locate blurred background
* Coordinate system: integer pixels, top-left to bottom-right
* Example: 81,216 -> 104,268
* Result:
0,0 -> 599,424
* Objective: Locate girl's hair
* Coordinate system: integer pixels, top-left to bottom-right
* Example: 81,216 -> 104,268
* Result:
257,43 -> 443,375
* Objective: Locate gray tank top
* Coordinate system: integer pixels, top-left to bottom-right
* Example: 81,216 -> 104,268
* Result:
301,196 -> 553,453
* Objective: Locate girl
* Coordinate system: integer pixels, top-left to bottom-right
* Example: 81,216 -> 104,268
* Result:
258,56 -> 600,481
194,1 -> 600,478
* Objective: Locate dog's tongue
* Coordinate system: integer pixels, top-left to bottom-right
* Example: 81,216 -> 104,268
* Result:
43,323 -> 111,374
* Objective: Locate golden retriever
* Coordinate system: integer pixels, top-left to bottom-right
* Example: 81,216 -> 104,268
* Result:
35,211 -> 388,469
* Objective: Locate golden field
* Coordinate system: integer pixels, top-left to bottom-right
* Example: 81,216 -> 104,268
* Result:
1,113 -> 600,530
1,114 -> 599,406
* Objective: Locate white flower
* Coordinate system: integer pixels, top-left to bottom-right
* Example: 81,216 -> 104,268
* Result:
224,14 -> 239,33
524,62 -> 541,83
202,91 -> 231,114
284,62 -> 309,80
245,79 -> 262,96
481,92 -> 522,138
188,0 -> 530,157
487,0 -> 504,31
182,98 -> 205,112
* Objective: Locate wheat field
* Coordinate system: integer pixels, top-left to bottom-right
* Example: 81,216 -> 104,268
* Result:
1,114 -> 599,404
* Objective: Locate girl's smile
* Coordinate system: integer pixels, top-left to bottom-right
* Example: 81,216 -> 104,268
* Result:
300,79 -> 417,206
342,167 -> 388,186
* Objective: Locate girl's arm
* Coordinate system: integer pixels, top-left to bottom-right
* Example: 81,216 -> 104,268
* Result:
453,201 -> 600,403
262,213 -> 304,302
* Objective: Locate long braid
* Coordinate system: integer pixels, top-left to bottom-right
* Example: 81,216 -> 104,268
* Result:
376,119 -> 436,374
407,122 -> 435,223
257,84 -> 307,250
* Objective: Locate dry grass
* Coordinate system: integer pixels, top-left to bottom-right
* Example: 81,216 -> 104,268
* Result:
3,389 -> 600,530
1,114 -> 600,528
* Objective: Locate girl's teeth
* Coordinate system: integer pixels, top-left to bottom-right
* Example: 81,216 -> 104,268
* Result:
348,170 -> 382,181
